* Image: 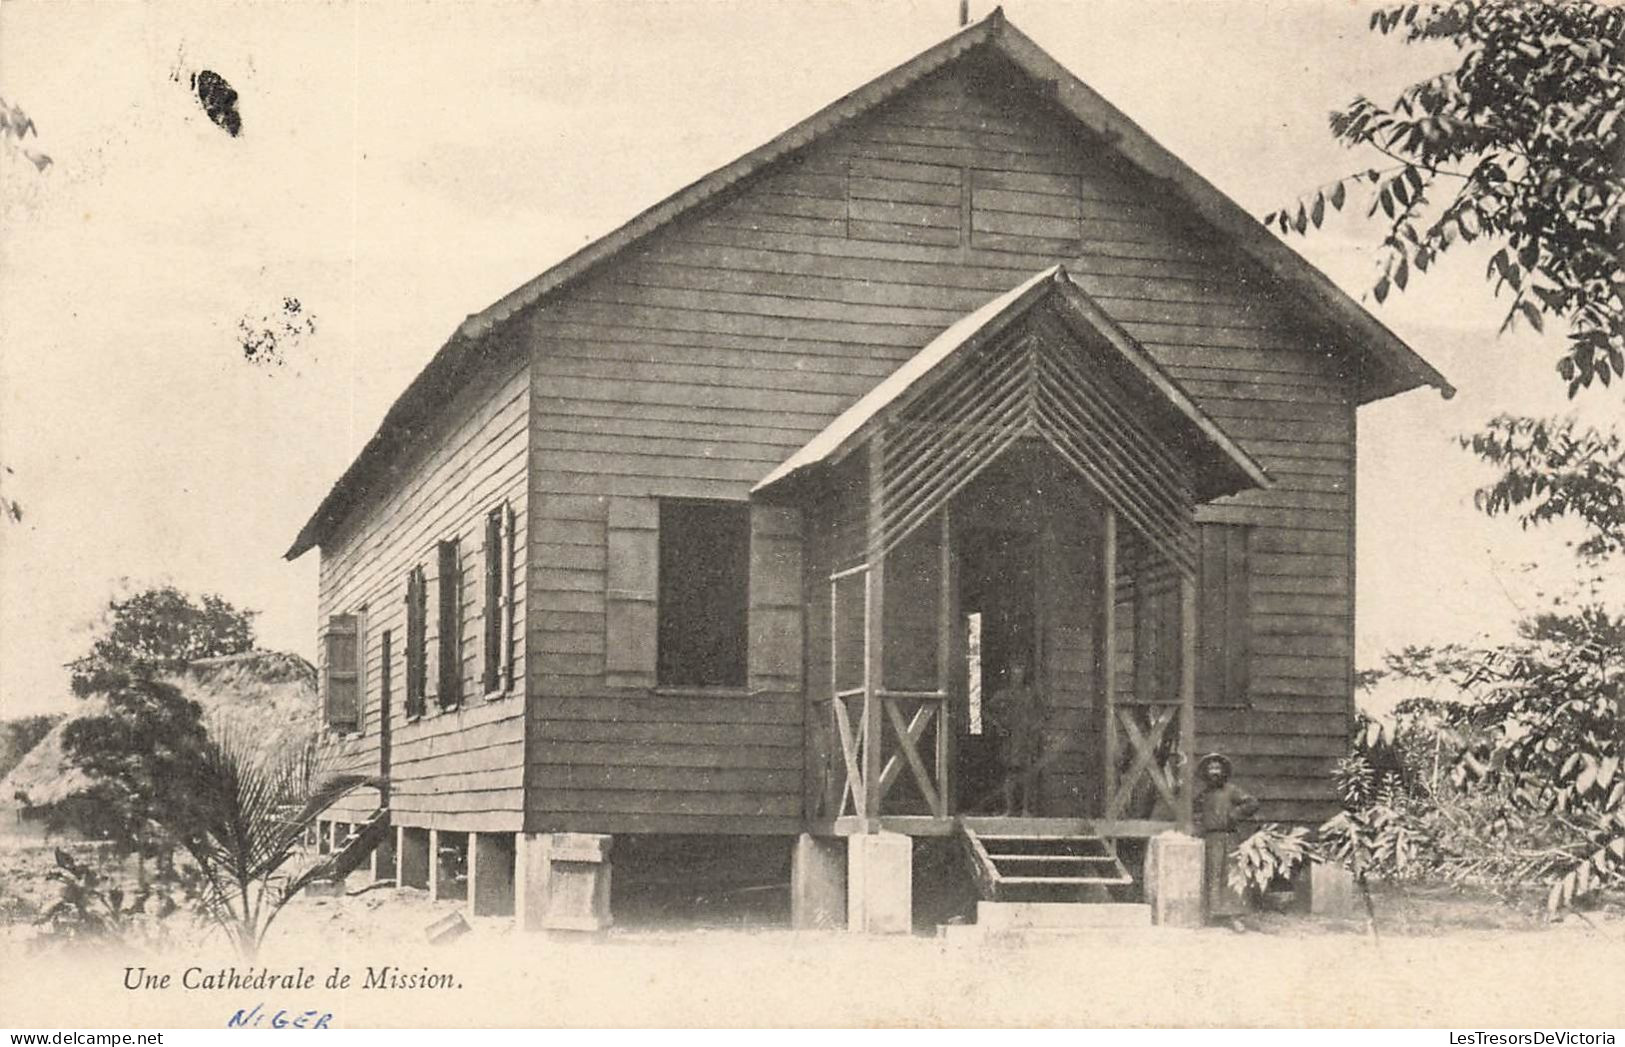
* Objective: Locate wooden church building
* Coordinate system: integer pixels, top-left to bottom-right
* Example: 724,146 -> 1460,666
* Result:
287,10 -> 1448,932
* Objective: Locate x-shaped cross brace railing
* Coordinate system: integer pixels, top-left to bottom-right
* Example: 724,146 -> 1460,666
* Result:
1107,703 -> 1181,818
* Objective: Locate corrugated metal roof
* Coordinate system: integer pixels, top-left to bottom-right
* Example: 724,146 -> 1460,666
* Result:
286,8 -> 1446,559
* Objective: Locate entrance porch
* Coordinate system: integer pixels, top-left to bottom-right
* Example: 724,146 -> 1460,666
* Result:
755,267 -> 1270,845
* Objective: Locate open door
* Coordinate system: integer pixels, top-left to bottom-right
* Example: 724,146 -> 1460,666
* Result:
954,525 -> 1039,815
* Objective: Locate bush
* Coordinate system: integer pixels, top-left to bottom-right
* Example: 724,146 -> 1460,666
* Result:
1335,610 -> 1624,912
33,848 -> 186,948
1229,823 -> 1313,897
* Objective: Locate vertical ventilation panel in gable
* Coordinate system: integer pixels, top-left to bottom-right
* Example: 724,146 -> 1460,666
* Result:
845,157 -> 963,247
969,168 -> 1083,255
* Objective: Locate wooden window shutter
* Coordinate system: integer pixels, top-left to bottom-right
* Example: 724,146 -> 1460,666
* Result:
404,566 -> 427,717
483,508 -> 503,694
380,628 -> 393,719
437,538 -> 463,708
748,504 -> 803,690
424,562 -> 440,708
324,613 -> 360,731
605,496 -> 658,688
504,502 -> 519,692
1197,523 -> 1251,707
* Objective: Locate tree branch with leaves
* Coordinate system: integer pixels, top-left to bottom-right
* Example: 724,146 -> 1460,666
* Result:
1266,0 -> 1625,394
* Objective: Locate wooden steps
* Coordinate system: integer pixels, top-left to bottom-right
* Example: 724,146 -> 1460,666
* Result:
960,827 -> 1133,902
322,807 -> 392,883
949,825 -> 1153,938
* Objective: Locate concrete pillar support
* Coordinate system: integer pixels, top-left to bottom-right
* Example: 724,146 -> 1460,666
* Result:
1144,830 -> 1204,927
847,831 -> 912,934
469,832 -> 516,917
515,832 -> 613,932
515,832 -> 552,933
791,833 -> 846,929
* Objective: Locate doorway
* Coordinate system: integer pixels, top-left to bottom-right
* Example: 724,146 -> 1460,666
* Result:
955,526 -> 1038,814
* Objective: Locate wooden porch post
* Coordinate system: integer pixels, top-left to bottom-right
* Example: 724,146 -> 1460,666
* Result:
935,509 -> 952,816
1178,571 -> 1197,832
864,436 -> 886,831
1100,508 -> 1118,816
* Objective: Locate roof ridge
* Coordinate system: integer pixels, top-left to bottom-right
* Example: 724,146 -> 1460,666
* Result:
287,11 -> 1449,560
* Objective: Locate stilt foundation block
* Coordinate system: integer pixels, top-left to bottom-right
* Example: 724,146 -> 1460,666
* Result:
791,833 -> 846,929
516,832 -> 613,932
847,831 -> 912,934
1144,830 -> 1204,928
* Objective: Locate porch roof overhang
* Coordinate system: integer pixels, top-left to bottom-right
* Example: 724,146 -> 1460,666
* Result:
753,265 -> 1273,507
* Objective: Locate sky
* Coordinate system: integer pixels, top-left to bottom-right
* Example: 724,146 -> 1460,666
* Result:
1,0 -> 1619,720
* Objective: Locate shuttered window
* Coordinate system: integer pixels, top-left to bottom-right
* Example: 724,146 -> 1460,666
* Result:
324,613 -> 361,731
604,498 -> 802,693
380,628 -> 393,720
605,498 -> 659,689
483,508 -> 504,694
404,565 -> 428,718
437,538 -> 464,708
505,503 -> 518,692
658,500 -> 750,688
748,505 -> 803,690
1197,523 -> 1251,708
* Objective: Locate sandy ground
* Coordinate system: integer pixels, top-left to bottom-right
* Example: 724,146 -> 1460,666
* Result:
3,852 -> 1623,1029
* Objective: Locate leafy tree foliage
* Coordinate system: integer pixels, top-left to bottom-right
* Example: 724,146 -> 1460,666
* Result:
1342,605 -> 1624,911
57,586 -> 255,866
1266,0 -> 1625,393
68,586 -> 256,697
60,677 -> 213,860
1465,414 -> 1625,562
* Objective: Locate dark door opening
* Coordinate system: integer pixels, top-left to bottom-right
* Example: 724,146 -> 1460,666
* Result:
955,526 -> 1038,814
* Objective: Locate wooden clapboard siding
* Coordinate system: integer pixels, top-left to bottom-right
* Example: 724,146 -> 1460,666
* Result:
512,60 -> 1353,831
317,348 -> 529,832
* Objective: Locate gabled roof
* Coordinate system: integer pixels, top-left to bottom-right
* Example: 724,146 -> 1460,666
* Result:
753,265 -> 1273,503
286,8 -> 1450,560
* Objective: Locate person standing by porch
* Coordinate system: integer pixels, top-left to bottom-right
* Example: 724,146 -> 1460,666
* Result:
985,662 -> 1043,817
1195,752 -> 1258,928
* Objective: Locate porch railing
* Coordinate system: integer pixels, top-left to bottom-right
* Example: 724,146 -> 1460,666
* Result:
819,690 -> 949,821
1103,698 -> 1189,823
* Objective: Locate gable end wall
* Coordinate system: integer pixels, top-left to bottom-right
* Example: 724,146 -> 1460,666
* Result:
517,63 -> 1353,833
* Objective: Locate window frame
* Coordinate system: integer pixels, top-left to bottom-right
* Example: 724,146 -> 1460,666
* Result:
404,564 -> 428,720
324,611 -> 363,734
437,537 -> 464,710
655,498 -> 752,691
379,627 -> 393,722
1196,521 -> 1253,709
482,504 -> 515,698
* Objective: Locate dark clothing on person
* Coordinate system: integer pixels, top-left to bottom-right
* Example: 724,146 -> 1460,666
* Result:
1195,769 -> 1258,919
984,682 -> 1041,771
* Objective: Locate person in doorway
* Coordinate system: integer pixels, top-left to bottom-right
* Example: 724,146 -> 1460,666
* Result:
1194,751 -> 1258,929
984,662 -> 1043,816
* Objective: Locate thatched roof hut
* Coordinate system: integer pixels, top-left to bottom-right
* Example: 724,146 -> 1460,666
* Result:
0,650 -> 319,811
1,700 -> 102,808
